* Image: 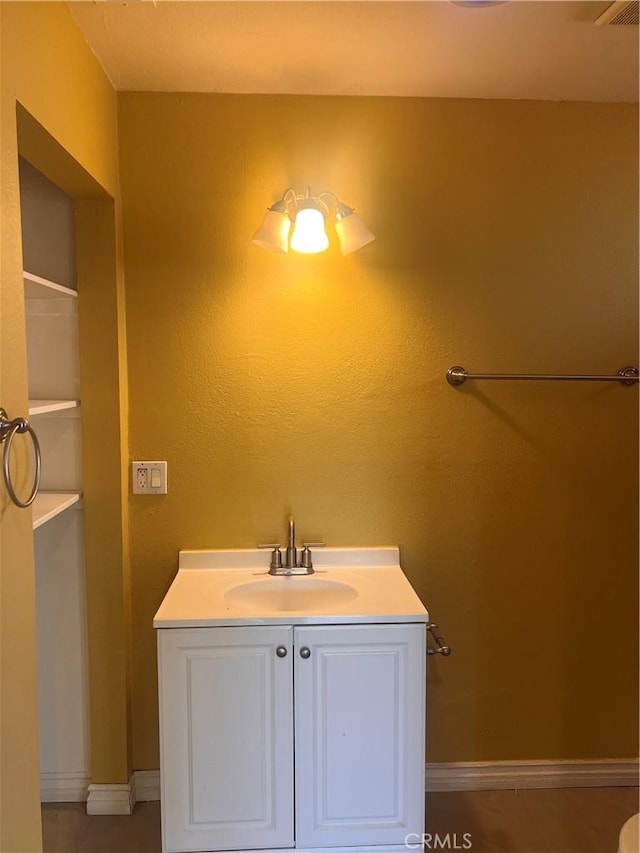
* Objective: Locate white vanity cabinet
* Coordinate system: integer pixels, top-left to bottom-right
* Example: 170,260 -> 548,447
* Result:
158,626 -> 295,853
158,622 -> 426,853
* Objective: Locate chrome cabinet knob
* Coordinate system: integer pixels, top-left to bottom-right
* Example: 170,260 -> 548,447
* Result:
300,647 -> 311,659
276,646 -> 287,658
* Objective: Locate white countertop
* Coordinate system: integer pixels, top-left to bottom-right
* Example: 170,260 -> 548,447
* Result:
153,547 -> 429,628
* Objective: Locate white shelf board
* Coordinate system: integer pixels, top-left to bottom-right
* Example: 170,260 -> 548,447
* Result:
23,271 -> 77,299
33,491 -> 82,530
29,399 -> 79,416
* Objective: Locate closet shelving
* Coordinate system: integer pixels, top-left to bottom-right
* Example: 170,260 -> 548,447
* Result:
32,491 -> 82,530
23,268 -> 82,532
24,269 -> 78,299
20,154 -> 91,804
29,400 -> 79,415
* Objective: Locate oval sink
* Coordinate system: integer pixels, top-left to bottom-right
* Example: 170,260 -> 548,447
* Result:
225,577 -> 358,612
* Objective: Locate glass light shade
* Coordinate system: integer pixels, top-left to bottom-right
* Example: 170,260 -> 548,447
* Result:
290,207 -> 329,254
252,207 -> 291,253
335,209 -> 375,255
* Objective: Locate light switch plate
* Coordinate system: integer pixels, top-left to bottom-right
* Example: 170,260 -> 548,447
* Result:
132,461 -> 167,494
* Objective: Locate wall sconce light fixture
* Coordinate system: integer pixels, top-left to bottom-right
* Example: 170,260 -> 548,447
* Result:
252,188 -> 375,255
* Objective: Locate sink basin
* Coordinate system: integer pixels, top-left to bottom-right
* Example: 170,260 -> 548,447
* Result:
153,548 -> 430,627
224,576 -> 358,612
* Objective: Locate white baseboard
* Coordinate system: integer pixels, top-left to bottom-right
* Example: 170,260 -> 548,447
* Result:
128,760 -> 639,804
132,769 -> 161,802
425,759 -> 640,792
41,771 -> 144,812
86,774 -> 136,815
40,771 -> 91,803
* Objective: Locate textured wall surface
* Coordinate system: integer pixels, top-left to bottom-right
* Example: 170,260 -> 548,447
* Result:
119,93 -> 638,769
1,3 -> 121,848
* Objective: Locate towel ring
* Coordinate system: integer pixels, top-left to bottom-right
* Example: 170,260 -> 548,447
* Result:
0,408 -> 41,508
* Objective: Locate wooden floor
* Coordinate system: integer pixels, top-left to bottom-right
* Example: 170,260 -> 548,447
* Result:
42,787 -> 639,853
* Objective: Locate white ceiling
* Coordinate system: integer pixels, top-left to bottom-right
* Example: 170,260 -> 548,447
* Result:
68,1 -> 639,101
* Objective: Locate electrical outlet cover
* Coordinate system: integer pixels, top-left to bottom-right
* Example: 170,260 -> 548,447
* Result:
132,461 -> 167,494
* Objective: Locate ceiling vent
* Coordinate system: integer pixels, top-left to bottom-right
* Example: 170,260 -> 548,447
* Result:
595,1 -> 639,25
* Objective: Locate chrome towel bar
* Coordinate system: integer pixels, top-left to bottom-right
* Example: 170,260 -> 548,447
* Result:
426,622 -> 451,656
446,365 -> 639,387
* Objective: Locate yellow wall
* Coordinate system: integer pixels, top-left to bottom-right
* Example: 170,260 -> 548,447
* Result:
1,4 -> 128,847
119,93 -> 638,769
2,9 -> 636,841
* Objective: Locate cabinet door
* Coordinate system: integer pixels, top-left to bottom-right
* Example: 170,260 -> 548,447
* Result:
294,623 -> 425,848
158,626 -> 294,853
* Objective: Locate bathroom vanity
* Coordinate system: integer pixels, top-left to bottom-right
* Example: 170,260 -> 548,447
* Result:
154,547 -> 428,853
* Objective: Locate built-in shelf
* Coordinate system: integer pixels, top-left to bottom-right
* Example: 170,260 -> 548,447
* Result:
21,160 -> 91,796
24,270 -> 78,299
29,399 -> 79,416
33,491 -> 82,530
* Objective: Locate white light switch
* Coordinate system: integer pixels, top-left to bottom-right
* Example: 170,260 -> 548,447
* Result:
132,461 -> 167,494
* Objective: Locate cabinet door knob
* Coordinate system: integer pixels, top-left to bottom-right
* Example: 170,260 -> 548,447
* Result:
300,647 -> 311,659
276,646 -> 287,658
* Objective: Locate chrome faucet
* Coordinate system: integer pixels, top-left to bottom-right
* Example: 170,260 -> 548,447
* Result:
258,516 -> 325,576
285,516 -> 297,571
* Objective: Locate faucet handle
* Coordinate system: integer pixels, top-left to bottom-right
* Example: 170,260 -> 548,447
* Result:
301,542 -> 325,570
258,543 -> 283,571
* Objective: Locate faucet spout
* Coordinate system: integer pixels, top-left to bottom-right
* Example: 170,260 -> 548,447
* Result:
286,516 -> 297,569
261,515 -> 322,575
